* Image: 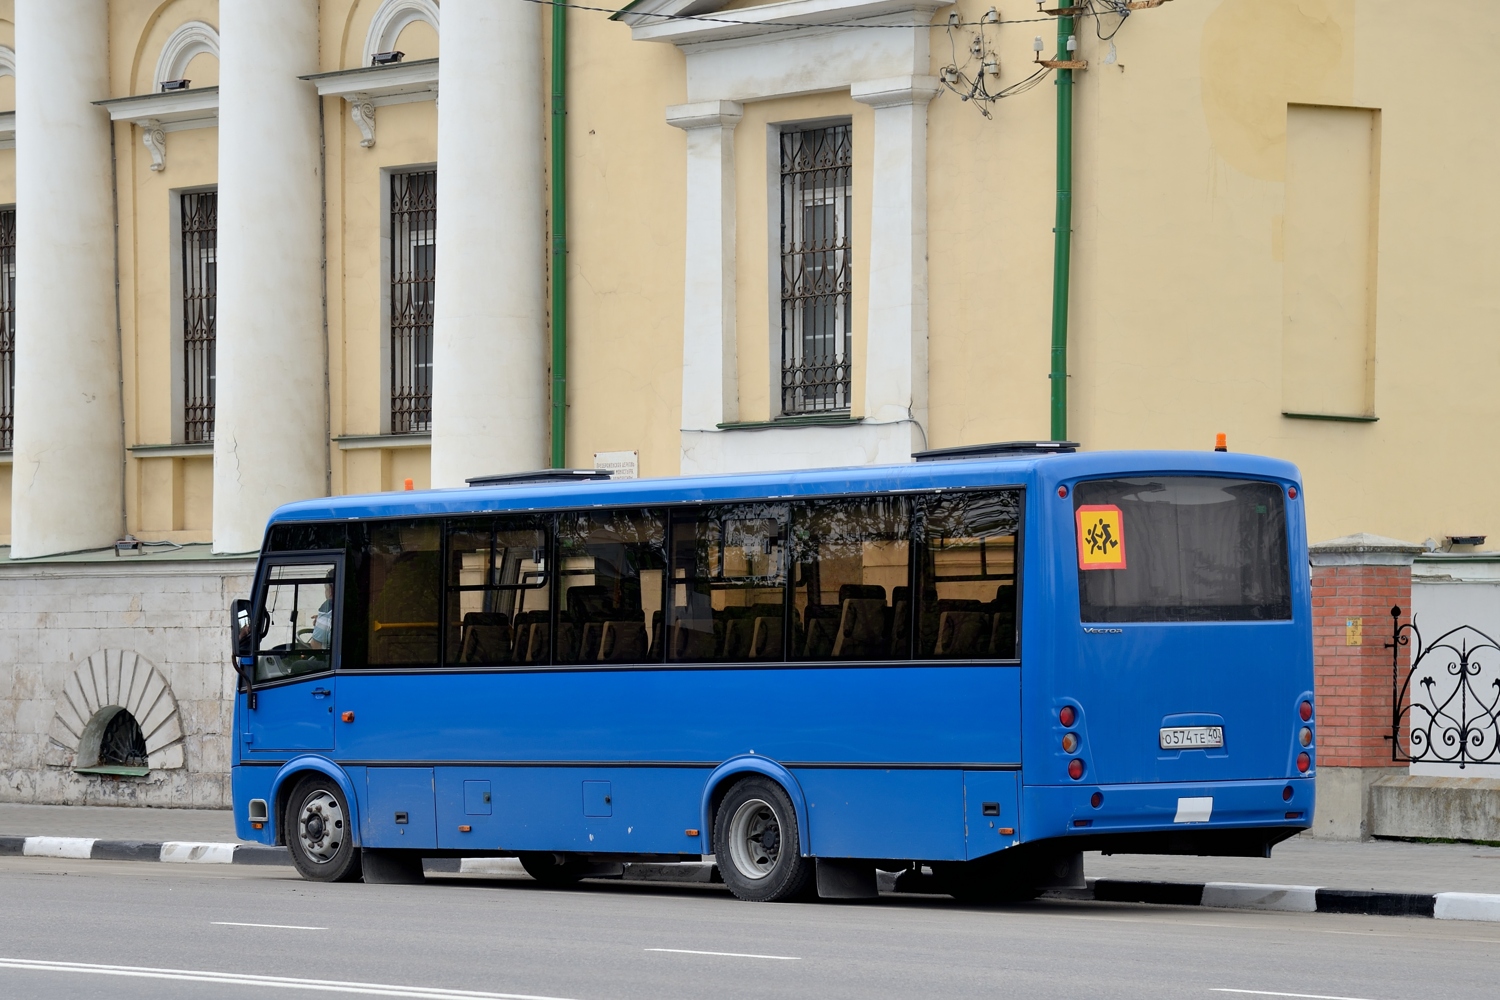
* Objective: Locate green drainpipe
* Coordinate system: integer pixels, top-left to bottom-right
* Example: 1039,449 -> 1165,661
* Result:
550,3 -> 568,469
1048,13 -> 1075,442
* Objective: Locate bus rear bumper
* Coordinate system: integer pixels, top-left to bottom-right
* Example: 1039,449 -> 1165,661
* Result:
1023,777 -> 1314,854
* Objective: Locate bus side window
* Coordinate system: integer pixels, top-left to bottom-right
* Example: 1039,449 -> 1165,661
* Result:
555,508 -> 666,666
445,516 -> 551,666
916,490 -> 1022,660
667,504 -> 788,664
354,520 -> 442,666
790,497 -> 911,661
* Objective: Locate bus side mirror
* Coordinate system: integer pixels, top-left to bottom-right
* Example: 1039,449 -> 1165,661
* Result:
230,599 -> 256,698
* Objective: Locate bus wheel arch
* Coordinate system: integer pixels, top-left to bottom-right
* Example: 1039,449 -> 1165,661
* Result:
269,757 -> 362,850
701,757 -> 810,860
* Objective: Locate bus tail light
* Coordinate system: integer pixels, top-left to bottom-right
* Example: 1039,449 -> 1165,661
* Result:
1068,758 -> 1085,780
1059,705 -> 1076,727
1296,752 -> 1311,773
1090,791 -> 1103,808
1282,785 -> 1294,801
1299,727 -> 1313,747
1300,700 -> 1313,722
1062,733 -> 1079,753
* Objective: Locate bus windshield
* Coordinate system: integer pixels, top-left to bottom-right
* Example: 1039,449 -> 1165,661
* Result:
1074,476 -> 1291,623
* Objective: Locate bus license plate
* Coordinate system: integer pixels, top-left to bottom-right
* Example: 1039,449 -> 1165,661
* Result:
1159,726 -> 1224,749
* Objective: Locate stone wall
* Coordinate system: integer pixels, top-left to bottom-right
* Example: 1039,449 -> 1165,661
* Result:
0,554 -> 254,807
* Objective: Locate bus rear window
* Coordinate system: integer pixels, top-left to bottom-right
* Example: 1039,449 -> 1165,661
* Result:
1074,477 -> 1291,623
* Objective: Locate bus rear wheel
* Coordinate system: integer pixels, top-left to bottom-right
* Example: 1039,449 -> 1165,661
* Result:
285,775 -> 362,883
713,777 -> 812,902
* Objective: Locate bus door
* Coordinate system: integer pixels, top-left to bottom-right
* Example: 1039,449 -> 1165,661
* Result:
1067,476 -> 1300,785
243,556 -> 342,752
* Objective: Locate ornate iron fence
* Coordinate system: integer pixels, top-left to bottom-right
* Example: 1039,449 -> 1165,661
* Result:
0,207 -> 14,452
1388,604 -> 1500,767
391,169 -> 436,434
181,191 -> 217,444
779,124 -> 852,415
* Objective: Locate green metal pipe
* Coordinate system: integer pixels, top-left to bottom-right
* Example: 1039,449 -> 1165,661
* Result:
550,3 -> 568,468
1048,14 -> 1075,442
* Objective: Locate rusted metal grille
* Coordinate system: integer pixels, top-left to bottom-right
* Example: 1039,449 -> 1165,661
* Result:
0,207 -> 13,452
181,191 -> 217,443
391,170 -> 436,434
780,125 -> 853,415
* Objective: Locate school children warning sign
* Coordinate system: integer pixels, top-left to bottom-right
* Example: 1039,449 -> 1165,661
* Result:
1076,505 -> 1127,570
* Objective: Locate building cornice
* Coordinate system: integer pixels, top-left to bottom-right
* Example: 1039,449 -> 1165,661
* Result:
300,58 -> 438,148
301,58 -> 438,103
94,86 -> 219,128
625,0 -> 946,45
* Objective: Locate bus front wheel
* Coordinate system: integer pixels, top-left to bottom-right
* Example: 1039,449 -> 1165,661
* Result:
285,775 -> 362,883
713,777 -> 813,902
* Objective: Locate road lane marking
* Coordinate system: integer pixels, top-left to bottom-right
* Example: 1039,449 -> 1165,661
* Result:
644,948 -> 800,961
1214,990 -> 1383,1000
0,958 -> 584,1000
212,921 -> 328,931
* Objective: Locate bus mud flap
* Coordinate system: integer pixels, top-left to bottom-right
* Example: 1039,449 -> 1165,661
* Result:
816,858 -> 877,899
362,849 -> 427,885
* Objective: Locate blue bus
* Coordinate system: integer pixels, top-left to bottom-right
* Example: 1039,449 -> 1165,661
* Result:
229,443 -> 1314,902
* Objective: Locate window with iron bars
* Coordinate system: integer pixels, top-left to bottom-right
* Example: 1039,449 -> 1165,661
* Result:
181,191 -> 217,444
780,124 -> 853,415
0,208 -> 12,451
391,169 -> 436,434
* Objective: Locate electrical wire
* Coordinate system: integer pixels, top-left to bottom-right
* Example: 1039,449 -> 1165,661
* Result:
518,0 -> 1117,31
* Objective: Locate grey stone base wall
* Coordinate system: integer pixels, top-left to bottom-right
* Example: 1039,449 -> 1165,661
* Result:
0,555 -> 254,808
1309,766 -> 1406,840
1371,775 -> 1500,842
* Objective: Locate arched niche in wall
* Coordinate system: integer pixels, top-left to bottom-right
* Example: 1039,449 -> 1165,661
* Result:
45,650 -> 186,773
364,0 -> 440,65
154,19 -> 220,89
0,44 -> 15,114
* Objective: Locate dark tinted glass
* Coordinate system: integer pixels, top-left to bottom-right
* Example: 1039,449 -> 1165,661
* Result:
668,504 -> 788,663
265,522 -> 346,553
348,520 -> 442,665
555,509 -> 666,665
791,497 -> 911,660
1075,477 -> 1291,623
445,516 -> 551,666
916,490 -> 1021,659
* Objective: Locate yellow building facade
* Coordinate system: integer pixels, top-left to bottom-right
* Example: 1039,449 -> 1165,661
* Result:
1,0 -> 1497,805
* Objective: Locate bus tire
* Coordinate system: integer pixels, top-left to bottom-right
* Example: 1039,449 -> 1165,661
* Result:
713,776 -> 813,902
518,852 -> 588,885
285,775 -> 362,883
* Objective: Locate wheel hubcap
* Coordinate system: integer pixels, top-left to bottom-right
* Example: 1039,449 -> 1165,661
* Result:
298,790 -> 344,864
727,798 -> 782,881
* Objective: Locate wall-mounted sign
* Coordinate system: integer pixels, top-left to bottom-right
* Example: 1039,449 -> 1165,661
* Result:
594,450 -> 639,481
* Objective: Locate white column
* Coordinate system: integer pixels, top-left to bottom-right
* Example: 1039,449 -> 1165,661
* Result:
9,0 -> 122,558
430,1 -> 546,485
212,0 -> 327,553
667,101 -> 742,433
851,76 -> 940,428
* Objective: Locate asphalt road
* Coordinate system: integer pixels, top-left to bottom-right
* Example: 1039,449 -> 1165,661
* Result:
1,856 -> 1496,1000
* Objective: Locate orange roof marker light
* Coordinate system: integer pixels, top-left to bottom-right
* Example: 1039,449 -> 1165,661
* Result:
403,478 -> 414,491
1214,433 -> 1227,453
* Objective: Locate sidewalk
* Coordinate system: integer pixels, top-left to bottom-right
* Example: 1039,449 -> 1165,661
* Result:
3,802 -> 1496,897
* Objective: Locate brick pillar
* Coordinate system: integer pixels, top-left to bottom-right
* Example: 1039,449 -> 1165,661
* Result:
1308,533 -> 1423,839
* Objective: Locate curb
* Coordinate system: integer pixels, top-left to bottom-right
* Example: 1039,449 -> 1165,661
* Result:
0,835 -> 290,867
1087,878 -> 1449,919
3,837 -> 1495,922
